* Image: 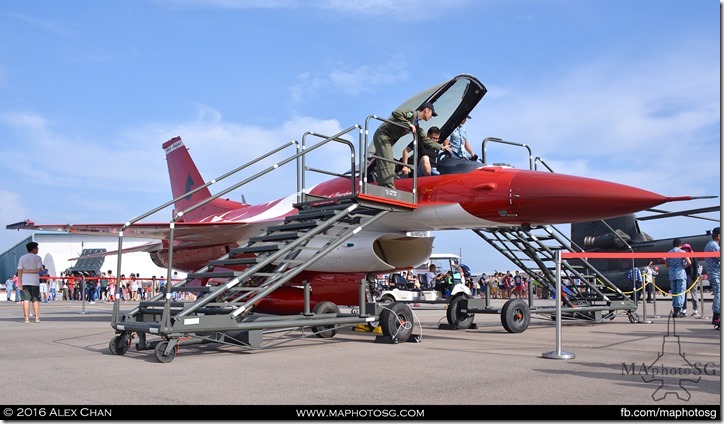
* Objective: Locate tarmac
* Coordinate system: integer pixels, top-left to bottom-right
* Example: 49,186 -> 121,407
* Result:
0,294 -> 720,415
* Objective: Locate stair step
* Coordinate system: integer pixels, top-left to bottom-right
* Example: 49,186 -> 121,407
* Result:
249,232 -> 300,243
267,221 -> 319,232
231,245 -> 280,254
252,272 -> 285,278
293,200 -> 352,212
139,301 -> 186,307
209,257 -> 258,266
187,271 -> 236,279
285,209 -> 336,222
228,287 -> 263,292
169,286 -> 212,292
278,258 -> 307,265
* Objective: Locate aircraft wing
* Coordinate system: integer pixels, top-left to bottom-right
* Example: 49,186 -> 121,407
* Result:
6,219 -> 253,248
640,206 -> 721,222
68,241 -> 162,260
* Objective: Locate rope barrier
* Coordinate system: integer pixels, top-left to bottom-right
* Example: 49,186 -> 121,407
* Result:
599,277 -> 703,297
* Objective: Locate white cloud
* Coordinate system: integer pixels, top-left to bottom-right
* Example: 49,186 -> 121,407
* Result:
0,111 -> 166,194
154,0 -> 471,19
0,103 -> 362,248
473,39 -> 720,200
289,61 -> 409,102
120,104 -> 353,203
0,190 -> 32,253
7,13 -> 73,35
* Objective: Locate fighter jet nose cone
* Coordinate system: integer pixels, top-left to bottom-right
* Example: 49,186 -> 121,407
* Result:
508,171 -> 670,224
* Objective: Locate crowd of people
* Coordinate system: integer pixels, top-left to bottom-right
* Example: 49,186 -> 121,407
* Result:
374,264 -> 551,301
7,226 -> 721,329
5,243 -> 194,323
474,270 -> 550,300
5,269 -> 191,304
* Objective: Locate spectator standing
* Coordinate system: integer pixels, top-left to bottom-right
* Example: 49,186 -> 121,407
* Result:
16,242 -> 43,323
643,261 -> 658,303
666,238 -> 691,318
680,243 -> 701,317
513,271 -> 523,298
99,272 -> 109,302
48,275 -> 58,302
502,272 -> 512,299
5,275 -> 13,302
61,276 -> 69,301
38,265 -> 49,303
627,266 -> 643,304
130,274 -> 139,301
13,273 -> 21,304
704,227 -> 721,328
66,274 -> 75,301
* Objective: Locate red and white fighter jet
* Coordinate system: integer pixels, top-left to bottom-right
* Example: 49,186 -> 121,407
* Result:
7,74 -> 696,314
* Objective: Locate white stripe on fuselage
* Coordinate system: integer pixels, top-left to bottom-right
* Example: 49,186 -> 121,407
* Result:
376,203 -> 497,232
199,183 -> 500,231
241,192 -> 299,222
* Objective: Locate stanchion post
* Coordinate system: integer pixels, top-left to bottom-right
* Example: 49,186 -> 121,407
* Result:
79,273 -> 88,315
698,278 -> 707,319
652,279 -> 660,318
639,276 -> 652,324
543,250 -> 575,360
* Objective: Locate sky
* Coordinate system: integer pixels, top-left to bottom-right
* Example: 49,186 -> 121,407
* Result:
0,0 -> 720,275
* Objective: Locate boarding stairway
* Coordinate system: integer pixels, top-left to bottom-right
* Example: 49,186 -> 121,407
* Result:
109,117 -> 423,361
118,197 -> 391,337
469,138 -> 638,322
473,225 -> 635,311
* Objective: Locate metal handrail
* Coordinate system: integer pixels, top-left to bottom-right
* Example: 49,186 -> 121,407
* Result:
300,127 -> 360,203
361,115 -> 418,202
162,126 -> 364,304
481,137 -> 533,170
112,140 -> 300,325
534,156 -> 555,173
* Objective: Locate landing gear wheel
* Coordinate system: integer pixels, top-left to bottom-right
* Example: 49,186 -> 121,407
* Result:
109,333 -> 131,355
501,299 -> 530,333
380,302 -> 414,343
154,340 -> 177,363
311,301 -> 340,338
446,294 -> 475,329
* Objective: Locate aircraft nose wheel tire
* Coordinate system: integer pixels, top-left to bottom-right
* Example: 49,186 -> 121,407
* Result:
379,302 -> 414,343
310,301 -> 341,338
154,340 -> 177,363
109,333 -> 131,355
500,299 -> 530,333
446,294 -> 475,329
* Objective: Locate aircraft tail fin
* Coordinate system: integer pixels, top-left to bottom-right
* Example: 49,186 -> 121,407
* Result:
162,137 -> 244,221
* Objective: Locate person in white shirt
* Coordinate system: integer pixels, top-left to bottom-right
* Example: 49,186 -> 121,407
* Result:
5,275 -> 14,302
16,242 -> 43,323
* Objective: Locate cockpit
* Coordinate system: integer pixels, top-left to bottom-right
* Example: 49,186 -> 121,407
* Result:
367,74 -> 487,177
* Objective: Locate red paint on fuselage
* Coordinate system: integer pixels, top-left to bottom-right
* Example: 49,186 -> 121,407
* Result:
248,271 -> 365,315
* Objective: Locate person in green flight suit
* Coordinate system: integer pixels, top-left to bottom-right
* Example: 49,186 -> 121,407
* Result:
372,101 -> 440,189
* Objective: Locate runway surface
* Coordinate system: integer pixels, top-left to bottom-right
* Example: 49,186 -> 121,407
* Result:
0,296 -> 719,418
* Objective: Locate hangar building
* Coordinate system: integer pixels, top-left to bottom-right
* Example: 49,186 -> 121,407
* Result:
0,232 -> 183,283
